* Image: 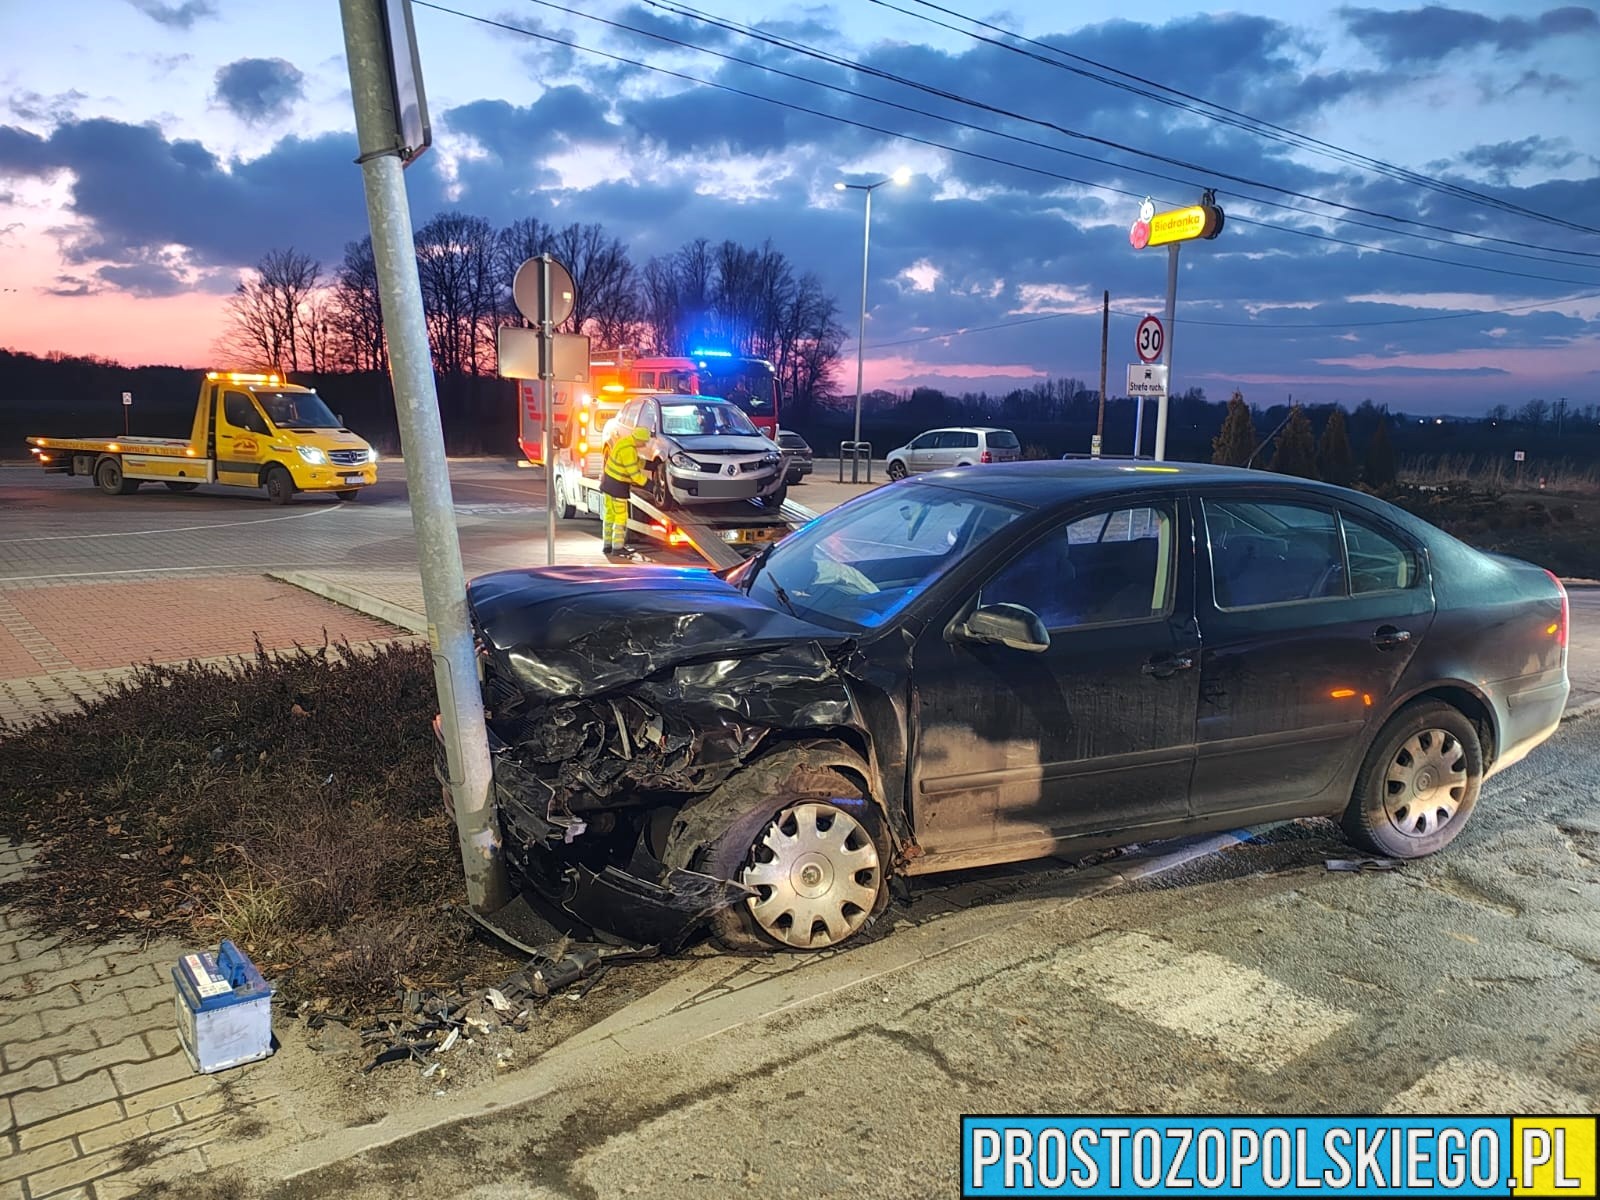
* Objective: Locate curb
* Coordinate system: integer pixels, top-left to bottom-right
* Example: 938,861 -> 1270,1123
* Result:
267,571 -> 428,636
266,829 -> 1251,1184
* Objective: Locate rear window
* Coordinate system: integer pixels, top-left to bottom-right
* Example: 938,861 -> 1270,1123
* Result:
987,430 -> 1020,449
778,432 -> 807,449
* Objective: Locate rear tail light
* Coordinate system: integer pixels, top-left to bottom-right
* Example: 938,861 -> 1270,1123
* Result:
1543,569 -> 1569,649
979,450 -> 992,463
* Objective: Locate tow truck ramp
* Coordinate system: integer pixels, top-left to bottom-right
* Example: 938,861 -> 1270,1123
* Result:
624,492 -> 817,570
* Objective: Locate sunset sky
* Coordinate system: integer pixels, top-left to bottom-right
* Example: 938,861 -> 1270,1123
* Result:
1,0 -> 1597,414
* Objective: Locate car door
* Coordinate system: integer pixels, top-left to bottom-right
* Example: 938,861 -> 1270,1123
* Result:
906,432 -> 940,474
216,390 -> 271,486
909,497 -> 1200,867
1189,493 -> 1436,820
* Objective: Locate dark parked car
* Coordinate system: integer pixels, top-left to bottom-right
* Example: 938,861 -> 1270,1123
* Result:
775,429 -> 814,484
457,462 -> 1569,952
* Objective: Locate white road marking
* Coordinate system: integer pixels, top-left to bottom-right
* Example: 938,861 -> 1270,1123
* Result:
1054,931 -> 1357,1072
1384,1056 -> 1592,1114
0,504 -> 340,544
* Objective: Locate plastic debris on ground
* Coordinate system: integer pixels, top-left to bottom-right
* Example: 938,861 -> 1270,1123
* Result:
357,939 -> 659,1072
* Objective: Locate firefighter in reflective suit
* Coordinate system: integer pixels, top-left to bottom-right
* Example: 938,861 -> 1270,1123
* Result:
600,426 -> 650,556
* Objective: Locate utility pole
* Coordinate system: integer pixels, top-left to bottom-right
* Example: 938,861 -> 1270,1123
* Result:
1095,290 -> 1108,457
338,0 -> 508,913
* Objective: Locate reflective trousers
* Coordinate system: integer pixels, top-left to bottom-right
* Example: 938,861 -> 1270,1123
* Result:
602,493 -> 630,550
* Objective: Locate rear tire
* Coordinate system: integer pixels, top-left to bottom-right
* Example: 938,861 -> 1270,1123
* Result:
265,466 -> 295,506
164,481 -> 200,493
761,482 -> 788,510
1342,700 -> 1483,858
96,458 -> 138,495
886,460 -> 907,481
553,476 -> 575,520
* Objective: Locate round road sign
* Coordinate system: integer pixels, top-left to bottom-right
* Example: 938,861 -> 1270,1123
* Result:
512,257 -> 576,326
1136,315 -> 1164,363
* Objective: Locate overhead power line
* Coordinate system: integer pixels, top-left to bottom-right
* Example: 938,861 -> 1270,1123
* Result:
647,0 -> 1600,253
875,0 -> 1593,237
412,1 -> 1599,288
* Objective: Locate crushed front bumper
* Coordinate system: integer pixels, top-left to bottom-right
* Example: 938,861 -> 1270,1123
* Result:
432,716 -> 750,947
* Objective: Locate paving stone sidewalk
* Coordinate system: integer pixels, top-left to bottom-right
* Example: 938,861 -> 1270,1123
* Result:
0,847 -> 309,1200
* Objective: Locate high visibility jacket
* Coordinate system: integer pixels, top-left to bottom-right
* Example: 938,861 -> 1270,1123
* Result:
602,431 -> 649,496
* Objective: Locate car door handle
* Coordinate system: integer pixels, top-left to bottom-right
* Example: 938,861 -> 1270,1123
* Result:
1371,626 -> 1412,650
1142,651 -> 1196,679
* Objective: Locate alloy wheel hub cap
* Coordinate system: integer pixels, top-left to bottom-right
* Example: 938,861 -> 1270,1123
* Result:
1383,728 -> 1468,839
740,801 -> 880,949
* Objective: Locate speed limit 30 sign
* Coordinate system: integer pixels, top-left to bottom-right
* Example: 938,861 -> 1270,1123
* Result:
1136,315 -> 1164,363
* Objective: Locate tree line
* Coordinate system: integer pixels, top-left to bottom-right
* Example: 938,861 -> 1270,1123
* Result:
217,217 -> 848,423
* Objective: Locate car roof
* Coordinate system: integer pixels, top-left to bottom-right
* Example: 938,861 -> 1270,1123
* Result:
919,426 -> 1010,433
909,459 -> 1369,507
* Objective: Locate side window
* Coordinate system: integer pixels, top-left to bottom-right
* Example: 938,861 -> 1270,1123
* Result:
1341,513 -> 1419,594
1206,500 -> 1345,609
909,432 -> 936,450
223,392 -> 267,434
640,402 -> 659,434
981,503 -> 1175,630
637,372 -> 656,389
959,432 -> 980,449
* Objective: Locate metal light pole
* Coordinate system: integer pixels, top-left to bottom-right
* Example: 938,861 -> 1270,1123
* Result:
836,169 -> 909,482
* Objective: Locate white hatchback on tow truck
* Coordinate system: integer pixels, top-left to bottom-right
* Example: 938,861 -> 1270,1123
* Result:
611,394 -> 788,510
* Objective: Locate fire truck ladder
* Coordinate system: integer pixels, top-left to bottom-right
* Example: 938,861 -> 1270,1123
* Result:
624,492 -> 818,571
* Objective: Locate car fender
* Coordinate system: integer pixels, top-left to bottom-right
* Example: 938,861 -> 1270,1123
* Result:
659,741 -> 902,873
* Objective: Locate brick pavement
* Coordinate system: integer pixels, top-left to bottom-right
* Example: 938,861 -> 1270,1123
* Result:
0,847 -> 306,1199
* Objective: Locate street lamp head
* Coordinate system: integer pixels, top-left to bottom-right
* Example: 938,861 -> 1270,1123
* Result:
892,166 -> 912,186
833,181 -> 847,191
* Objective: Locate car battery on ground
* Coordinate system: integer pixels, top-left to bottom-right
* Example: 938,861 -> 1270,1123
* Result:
172,939 -> 275,1073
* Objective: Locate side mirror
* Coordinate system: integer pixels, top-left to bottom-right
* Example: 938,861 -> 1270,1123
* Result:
956,603 -> 1050,653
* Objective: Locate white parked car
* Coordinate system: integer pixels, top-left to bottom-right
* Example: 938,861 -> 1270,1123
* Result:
885,427 -> 1022,480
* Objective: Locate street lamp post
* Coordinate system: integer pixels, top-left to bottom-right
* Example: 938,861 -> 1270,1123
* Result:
836,168 -> 909,482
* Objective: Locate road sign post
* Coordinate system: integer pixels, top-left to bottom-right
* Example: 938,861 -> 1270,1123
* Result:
1129,192 -> 1224,462
1127,364 -> 1169,457
121,391 -> 131,435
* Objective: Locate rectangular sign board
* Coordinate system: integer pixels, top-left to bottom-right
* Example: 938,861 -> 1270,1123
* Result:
1127,363 -> 1169,397
497,327 -> 590,382
1148,204 -> 1223,247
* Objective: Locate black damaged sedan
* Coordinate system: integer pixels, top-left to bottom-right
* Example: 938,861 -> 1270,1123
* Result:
459,462 -> 1569,952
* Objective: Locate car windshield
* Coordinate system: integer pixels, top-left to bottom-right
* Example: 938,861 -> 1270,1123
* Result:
734,482 -> 1024,631
253,391 -> 341,429
660,402 -> 758,438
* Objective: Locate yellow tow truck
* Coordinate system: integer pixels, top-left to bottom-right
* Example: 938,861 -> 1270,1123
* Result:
27,372 -> 378,504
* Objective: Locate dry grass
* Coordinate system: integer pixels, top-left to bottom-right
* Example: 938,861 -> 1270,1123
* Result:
0,639 -> 512,1011
1400,454 -> 1600,494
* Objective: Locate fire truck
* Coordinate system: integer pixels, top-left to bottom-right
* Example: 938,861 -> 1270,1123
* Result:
515,363 -> 809,570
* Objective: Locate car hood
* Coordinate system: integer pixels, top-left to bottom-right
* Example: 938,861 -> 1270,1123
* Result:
667,434 -> 774,456
468,565 -> 850,702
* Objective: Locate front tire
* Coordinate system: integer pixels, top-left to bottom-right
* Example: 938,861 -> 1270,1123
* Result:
692,796 -> 888,952
761,482 -> 788,510
264,466 -> 296,506
1342,700 -> 1483,858
649,462 -> 676,511
886,460 -> 907,481
553,475 -> 575,520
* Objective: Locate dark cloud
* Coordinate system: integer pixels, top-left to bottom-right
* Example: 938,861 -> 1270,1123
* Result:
43,274 -> 97,297
94,261 -> 191,297
0,118 -> 369,276
126,0 -> 216,29
1503,68 -> 1580,96
447,88 -> 614,150
214,58 -> 306,124
7,90 -> 87,124
1340,4 -> 1600,63
1455,136 -> 1578,183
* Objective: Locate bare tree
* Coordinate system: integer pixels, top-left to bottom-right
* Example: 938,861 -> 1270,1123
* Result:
415,212 -> 498,376
220,247 -> 322,371
548,222 -> 637,341
327,237 -> 386,373
494,216 -> 553,326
